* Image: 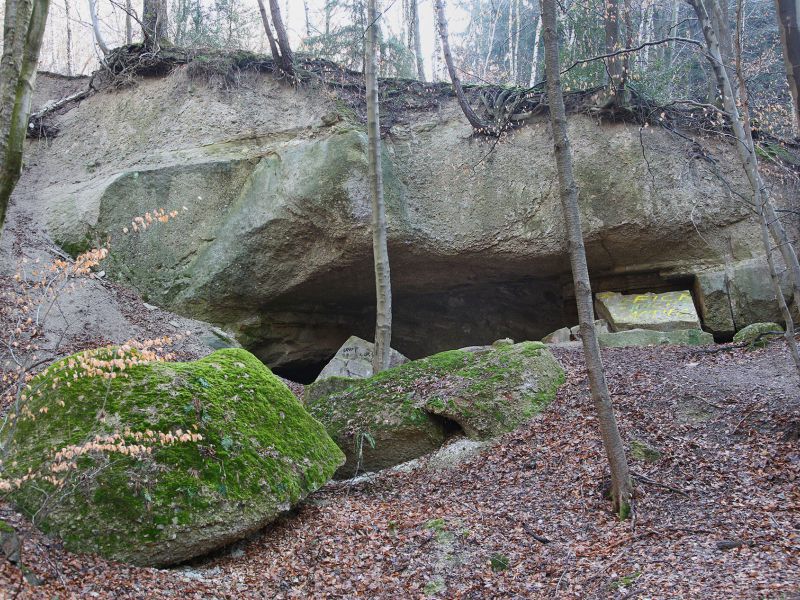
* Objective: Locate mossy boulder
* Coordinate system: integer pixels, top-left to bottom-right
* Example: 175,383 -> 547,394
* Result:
733,322 -> 783,347
1,348 -> 344,566
630,439 -> 662,463
598,328 -> 713,347
305,342 -> 564,476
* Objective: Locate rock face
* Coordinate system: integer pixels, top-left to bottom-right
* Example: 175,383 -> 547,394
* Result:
305,342 -> 564,476
694,259 -> 794,337
316,336 -> 408,381
598,328 -> 714,347
595,291 -> 701,332
2,347 -> 344,566
16,71 -> 795,372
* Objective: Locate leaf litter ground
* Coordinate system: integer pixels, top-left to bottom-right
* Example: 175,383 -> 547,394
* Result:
0,343 -> 797,598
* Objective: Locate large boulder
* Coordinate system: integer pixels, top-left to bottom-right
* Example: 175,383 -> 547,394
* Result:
13,71 -> 792,370
2,348 -> 344,566
694,259 -> 797,337
598,328 -> 714,347
595,291 -> 701,332
305,341 -> 564,476
316,335 -> 408,381
732,322 -> 783,347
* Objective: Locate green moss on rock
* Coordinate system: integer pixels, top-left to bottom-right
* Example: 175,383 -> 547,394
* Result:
732,322 -> 783,348
305,342 -> 564,476
2,348 -> 343,566
630,439 -> 661,463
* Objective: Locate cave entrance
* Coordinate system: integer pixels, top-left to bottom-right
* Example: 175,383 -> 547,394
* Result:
258,271 -> 701,384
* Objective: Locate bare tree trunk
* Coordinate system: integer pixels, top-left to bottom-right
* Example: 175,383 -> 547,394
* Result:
143,0 -> 169,47
482,1 -> 503,79
366,0 -> 393,374
758,204 -> 800,372
689,0 -> 800,376
269,0 -> 294,76
88,0 -> 110,55
125,0 -> 133,44
604,0 -> 626,102
513,0 -> 522,83
65,0 -> 74,74
776,0 -> 800,135
0,0 -> 50,232
411,0 -> 425,80
304,0 -> 312,37
666,0 -> 680,66
434,0 -> 486,129
256,0 -> 282,65
540,0 -> 633,519
529,15 -> 542,85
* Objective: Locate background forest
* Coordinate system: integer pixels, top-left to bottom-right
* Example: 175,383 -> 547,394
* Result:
18,0 -> 798,138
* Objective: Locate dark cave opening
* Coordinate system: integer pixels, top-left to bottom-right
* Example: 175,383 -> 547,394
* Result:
259,271 -> 708,384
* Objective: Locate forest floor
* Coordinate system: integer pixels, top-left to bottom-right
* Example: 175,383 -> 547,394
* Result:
0,342 -> 797,599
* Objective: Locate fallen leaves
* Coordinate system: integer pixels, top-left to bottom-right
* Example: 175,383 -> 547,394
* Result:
0,343 -> 797,598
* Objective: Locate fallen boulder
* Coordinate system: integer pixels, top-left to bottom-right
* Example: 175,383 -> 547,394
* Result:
595,291 -> 701,332
542,327 -> 571,344
305,342 -> 564,476
732,322 -> 783,347
316,335 -> 408,381
598,328 -> 713,347
2,347 -> 344,566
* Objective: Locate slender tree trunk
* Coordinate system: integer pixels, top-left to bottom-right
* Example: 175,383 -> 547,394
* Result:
666,0 -> 680,65
125,0 -> 132,44
540,0 -> 633,519
529,15 -> 542,85
411,0 -> 425,80
507,0 -> 515,81
514,0 -> 522,83
65,0 -> 73,74
434,0 -> 486,129
604,0 -> 626,102
758,204 -> 800,372
366,0 -> 393,374
269,0 -> 294,76
143,0 -> 169,47
775,0 -> 800,135
88,0 -> 110,55
0,0 -> 50,232
304,0 -> 312,37
325,1 -> 331,35
482,1 -> 503,79
256,0 -> 282,65
689,0 -> 800,375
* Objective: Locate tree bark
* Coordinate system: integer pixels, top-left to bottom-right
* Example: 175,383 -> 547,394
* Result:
64,0 -> 74,74
529,15 -> 542,86
0,0 -> 49,232
540,0 -> 633,519
304,0 -> 312,37
604,0 -> 626,101
366,0 -> 393,374
775,0 -> 800,135
411,0 -> 425,80
269,0 -> 295,76
434,0 -> 486,130
125,0 -> 133,44
256,0 -> 282,65
88,0 -> 110,55
690,0 -> 800,312
482,1 -> 502,79
143,0 -> 169,47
